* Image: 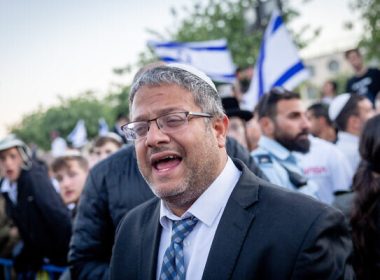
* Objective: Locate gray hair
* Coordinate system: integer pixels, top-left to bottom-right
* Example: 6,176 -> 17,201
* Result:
129,66 -> 224,118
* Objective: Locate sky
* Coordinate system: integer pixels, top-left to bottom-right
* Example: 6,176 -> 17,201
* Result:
0,0 -> 363,138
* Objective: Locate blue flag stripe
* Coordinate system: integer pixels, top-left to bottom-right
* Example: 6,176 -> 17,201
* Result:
152,42 -> 227,51
208,74 -> 236,79
271,15 -> 283,34
272,61 -> 306,88
159,56 -> 179,62
257,38 -> 267,98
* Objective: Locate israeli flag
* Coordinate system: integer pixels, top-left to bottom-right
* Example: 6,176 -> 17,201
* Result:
67,119 -> 88,148
241,10 -> 310,111
98,118 -> 109,136
148,39 -> 236,83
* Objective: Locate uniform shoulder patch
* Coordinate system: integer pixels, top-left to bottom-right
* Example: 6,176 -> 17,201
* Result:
255,154 -> 272,164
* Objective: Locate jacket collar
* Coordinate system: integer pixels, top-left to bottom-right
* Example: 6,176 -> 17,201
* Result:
203,159 -> 260,279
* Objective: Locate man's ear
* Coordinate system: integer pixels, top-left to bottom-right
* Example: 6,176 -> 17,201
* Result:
259,116 -> 275,137
213,115 -> 229,148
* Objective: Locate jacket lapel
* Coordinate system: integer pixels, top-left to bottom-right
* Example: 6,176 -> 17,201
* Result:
140,201 -> 162,280
202,160 -> 260,280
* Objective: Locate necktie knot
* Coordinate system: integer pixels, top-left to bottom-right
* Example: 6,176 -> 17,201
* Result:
171,216 -> 198,244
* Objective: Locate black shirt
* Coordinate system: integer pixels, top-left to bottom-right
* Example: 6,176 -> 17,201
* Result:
346,67 -> 380,105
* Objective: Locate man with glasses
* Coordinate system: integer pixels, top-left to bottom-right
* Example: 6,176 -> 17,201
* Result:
69,65 -> 266,278
109,64 -> 353,279
251,88 -> 319,198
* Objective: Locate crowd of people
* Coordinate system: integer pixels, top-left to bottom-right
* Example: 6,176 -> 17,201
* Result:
0,47 -> 379,279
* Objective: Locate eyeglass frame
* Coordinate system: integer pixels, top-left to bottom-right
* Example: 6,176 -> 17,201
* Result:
121,111 -> 213,141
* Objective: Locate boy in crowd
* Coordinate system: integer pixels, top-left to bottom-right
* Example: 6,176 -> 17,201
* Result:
51,152 -> 89,217
92,133 -> 123,164
0,135 -> 71,277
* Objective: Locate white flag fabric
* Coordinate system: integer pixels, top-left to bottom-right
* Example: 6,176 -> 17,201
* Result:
67,119 -> 88,148
98,118 -> 109,136
241,10 -> 310,111
148,39 -> 236,83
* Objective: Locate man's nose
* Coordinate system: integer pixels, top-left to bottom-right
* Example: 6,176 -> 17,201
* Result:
145,121 -> 170,147
60,177 -> 71,189
301,114 -> 311,130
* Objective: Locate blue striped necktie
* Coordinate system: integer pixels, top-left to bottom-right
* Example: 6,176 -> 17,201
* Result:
159,216 -> 198,280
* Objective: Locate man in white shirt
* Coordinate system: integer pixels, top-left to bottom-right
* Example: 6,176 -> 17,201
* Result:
109,63 -> 354,280
329,93 -> 375,177
295,135 -> 352,204
50,130 -> 67,157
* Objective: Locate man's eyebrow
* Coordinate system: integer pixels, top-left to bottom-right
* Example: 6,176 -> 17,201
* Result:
132,107 -> 186,121
287,111 -> 302,117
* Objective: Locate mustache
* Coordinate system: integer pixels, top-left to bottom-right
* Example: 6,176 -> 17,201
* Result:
296,129 -> 309,138
147,146 -> 176,157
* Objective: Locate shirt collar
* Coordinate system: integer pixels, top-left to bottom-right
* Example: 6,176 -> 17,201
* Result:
259,135 -> 292,161
160,157 -> 241,229
0,178 -> 16,193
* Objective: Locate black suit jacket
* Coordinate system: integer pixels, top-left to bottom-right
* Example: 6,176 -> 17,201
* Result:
69,137 -> 266,279
110,159 -> 354,280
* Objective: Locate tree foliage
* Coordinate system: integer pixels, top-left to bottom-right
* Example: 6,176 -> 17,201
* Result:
11,91 -> 122,150
171,0 -> 261,67
351,0 -> 380,60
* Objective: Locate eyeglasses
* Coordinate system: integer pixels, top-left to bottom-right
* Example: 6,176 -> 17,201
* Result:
121,111 -> 213,141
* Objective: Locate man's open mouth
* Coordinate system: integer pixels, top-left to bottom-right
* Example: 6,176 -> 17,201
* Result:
152,155 -> 182,171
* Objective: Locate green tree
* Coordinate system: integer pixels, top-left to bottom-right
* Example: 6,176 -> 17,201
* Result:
11,92 -> 115,150
170,0 -> 262,67
350,0 -> 380,60
104,84 -> 131,118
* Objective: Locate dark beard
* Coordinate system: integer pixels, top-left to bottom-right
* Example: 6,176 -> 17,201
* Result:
275,131 -> 310,153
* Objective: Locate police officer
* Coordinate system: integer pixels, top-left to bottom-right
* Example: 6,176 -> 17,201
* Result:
251,87 -> 319,198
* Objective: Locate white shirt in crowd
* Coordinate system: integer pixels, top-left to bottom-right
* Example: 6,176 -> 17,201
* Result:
51,137 -> 67,157
157,157 -> 240,280
295,136 -> 352,205
335,131 -> 360,178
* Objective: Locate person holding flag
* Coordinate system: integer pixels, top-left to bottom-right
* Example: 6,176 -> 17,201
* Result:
241,9 -> 309,111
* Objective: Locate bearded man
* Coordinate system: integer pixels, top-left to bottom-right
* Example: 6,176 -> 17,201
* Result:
251,87 -> 319,198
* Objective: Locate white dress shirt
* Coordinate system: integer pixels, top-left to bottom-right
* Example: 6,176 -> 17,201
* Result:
335,131 -> 360,177
157,157 -> 241,280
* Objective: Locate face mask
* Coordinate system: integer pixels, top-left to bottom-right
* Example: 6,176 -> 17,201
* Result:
239,78 -> 251,93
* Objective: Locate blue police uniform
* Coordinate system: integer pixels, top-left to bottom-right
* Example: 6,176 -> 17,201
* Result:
251,136 -> 319,199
